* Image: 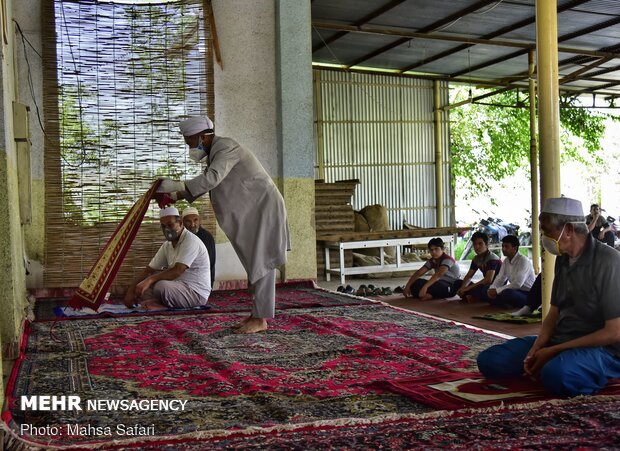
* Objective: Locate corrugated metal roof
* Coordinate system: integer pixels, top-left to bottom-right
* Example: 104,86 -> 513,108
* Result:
312,0 -> 620,101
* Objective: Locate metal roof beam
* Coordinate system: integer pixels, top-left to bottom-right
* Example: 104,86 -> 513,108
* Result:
312,0 -> 407,53
312,64 -> 620,98
340,0 -> 503,68
312,21 -> 620,60
559,57 -> 614,84
450,11 -> 620,78
398,0 -> 592,73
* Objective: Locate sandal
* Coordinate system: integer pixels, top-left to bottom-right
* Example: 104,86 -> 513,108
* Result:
356,285 -> 368,296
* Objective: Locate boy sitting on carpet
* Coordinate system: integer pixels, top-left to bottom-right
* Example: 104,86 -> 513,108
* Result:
403,237 -> 460,301
123,207 -> 212,310
477,197 -> 620,397
453,232 -> 502,303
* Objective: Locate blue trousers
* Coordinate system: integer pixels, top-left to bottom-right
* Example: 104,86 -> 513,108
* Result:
410,278 -> 455,299
452,280 -> 490,300
477,336 -> 620,396
491,288 -> 529,308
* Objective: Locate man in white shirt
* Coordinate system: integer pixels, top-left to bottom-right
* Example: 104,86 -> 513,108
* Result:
123,207 -> 211,310
487,235 -> 536,308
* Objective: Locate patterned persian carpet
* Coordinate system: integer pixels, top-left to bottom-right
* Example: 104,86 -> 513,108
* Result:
36,281 -> 372,320
4,284 -> 620,449
383,371 -> 620,410
129,396 -> 620,450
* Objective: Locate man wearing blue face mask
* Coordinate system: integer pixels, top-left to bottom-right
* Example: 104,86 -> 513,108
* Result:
123,207 -> 211,310
477,197 -> 620,397
156,116 -> 291,334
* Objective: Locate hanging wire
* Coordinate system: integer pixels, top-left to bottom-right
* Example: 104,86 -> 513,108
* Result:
312,25 -> 346,67
13,20 -> 46,135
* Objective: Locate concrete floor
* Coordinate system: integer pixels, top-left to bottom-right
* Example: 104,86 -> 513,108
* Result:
315,265 -> 540,338
317,261 -> 479,293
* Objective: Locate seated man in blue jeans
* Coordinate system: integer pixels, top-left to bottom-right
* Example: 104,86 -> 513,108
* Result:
486,235 -> 536,308
477,197 -> 620,396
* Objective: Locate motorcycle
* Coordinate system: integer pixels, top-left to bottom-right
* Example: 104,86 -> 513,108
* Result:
459,215 -> 519,260
602,215 -> 620,249
517,213 -> 533,247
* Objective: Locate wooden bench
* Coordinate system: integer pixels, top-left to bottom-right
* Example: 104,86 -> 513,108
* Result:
316,227 -> 468,285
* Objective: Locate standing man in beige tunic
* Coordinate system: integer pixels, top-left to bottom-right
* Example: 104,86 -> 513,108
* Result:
158,116 -> 290,334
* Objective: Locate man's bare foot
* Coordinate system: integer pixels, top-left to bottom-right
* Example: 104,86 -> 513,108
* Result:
232,316 -> 252,329
140,300 -> 168,310
235,318 -> 268,334
465,295 -> 477,304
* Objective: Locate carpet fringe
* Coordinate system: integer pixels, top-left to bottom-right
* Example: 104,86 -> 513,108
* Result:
3,395 -> 618,449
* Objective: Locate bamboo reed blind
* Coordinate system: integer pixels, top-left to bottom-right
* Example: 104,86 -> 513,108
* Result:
42,0 -> 215,289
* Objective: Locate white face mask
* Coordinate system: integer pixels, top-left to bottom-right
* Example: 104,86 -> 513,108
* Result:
189,137 -> 207,163
541,223 -> 566,256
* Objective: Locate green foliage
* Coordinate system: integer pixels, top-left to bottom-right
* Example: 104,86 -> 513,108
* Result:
450,87 -> 609,200
56,2 -> 206,227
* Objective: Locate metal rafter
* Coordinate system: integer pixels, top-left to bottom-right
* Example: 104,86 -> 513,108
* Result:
399,0 -> 592,73
312,21 -> 620,60
314,63 -> 620,97
343,0 -> 500,68
312,0 -> 407,53
450,12 -> 620,78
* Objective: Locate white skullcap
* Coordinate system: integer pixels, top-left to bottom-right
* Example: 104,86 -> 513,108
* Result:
159,207 -> 180,218
179,116 -> 214,136
182,207 -> 199,218
542,197 -> 584,217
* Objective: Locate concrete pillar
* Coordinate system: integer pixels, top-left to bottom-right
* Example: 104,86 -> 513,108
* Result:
275,0 -> 316,281
212,0 -> 315,283
536,0 -> 561,315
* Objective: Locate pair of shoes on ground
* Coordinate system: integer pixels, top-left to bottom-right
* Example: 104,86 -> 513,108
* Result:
510,305 -> 540,317
356,285 -> 393,297
337,285 -> 356,294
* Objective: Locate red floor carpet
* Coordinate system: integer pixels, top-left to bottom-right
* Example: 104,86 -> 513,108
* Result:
4,283 -> 619,449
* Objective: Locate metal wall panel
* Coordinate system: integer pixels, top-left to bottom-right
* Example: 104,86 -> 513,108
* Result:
314,70 -> 453,230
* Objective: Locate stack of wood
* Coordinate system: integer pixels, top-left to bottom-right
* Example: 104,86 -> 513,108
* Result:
315,179 -> 359,280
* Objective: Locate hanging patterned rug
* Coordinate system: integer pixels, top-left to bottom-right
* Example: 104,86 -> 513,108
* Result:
67,180 -> 168,311
4,299 -> 504,447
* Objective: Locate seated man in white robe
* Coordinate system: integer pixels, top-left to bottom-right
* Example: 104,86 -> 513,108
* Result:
123,207 -> 211,310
